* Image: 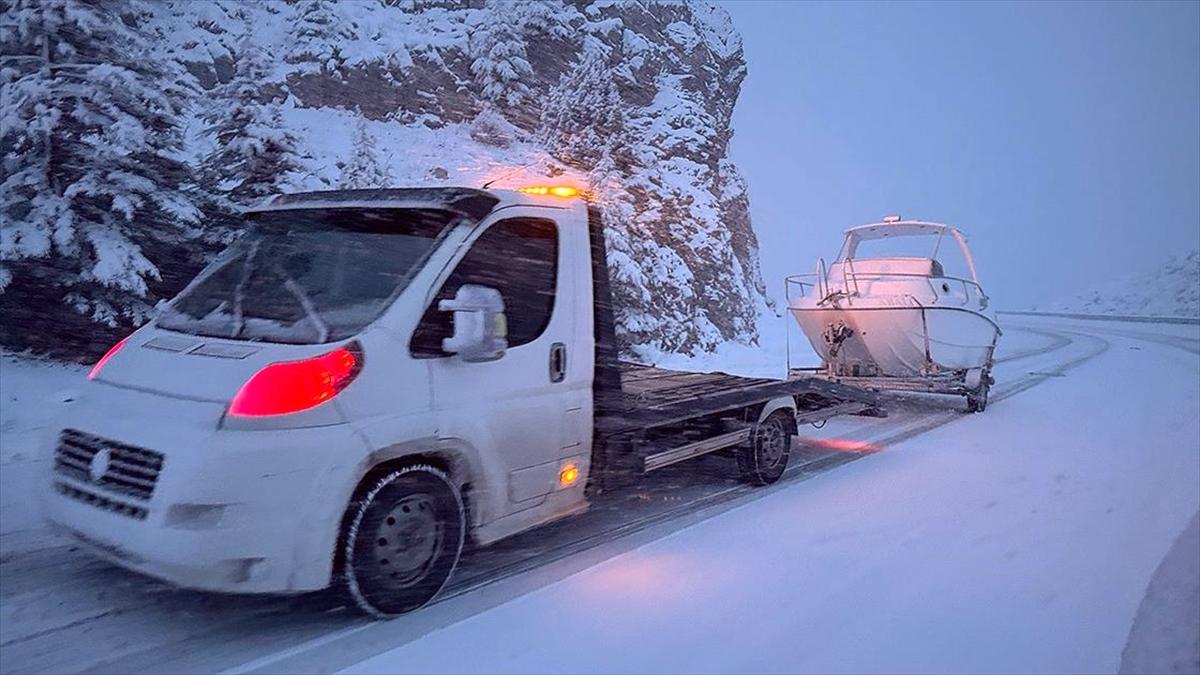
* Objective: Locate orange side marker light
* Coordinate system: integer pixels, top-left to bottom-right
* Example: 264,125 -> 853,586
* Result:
559,463 -> 580,488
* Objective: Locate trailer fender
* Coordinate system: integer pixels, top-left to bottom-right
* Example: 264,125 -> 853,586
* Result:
757,396 -> 798,432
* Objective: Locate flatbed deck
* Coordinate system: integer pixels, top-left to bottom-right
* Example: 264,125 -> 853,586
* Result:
587,362 -> 885,485
596,362 -> 883,434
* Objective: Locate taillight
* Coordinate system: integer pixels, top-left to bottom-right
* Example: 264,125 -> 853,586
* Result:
228,343 -> 363,417
88,337 -> 130,380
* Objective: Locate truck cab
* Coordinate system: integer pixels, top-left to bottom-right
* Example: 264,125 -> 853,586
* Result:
43,187 -> 879,617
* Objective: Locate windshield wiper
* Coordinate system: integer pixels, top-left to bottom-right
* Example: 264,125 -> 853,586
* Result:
276,264 -> 331,343
231,239 -> 261,339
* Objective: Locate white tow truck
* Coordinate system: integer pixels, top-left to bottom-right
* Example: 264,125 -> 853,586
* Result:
43,186 -> 882,617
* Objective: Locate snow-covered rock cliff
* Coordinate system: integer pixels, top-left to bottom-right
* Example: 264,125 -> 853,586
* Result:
1,0 -> 771,359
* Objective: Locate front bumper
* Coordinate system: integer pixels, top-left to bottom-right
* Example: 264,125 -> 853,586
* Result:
41,383 -> 367,593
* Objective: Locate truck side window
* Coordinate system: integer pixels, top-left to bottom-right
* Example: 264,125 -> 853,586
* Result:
410,218 -> 559,358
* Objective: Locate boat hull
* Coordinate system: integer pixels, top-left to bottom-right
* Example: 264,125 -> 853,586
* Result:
790,303 -> 999,377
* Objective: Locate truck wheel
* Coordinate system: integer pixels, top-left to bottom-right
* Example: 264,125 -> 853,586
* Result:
341,465 -> 464,618
737,410 -> 793,486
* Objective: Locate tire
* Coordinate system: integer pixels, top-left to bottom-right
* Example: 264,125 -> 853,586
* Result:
966,381 -> 989,413
737,410 -> 794,486
341,465 -> 465,618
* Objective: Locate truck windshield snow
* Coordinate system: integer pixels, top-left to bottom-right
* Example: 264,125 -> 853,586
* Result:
156,207 -> 457,344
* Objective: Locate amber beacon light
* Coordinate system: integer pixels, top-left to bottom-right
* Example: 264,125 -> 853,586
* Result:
517,185 -> 582,198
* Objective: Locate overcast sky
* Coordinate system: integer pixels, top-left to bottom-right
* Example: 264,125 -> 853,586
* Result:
723,0 -> 1200,309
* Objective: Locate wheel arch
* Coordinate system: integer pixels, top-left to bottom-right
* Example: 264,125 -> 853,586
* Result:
757,395 -> 799,435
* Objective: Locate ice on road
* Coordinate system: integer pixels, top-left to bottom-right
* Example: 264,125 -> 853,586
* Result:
344,321 -> 1199,674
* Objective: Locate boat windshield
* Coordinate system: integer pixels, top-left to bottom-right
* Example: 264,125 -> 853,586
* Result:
846,233 -> 942,260
841,230 -> 975,281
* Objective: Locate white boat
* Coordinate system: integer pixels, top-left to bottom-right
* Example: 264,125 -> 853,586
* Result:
787,217 -> 1001,411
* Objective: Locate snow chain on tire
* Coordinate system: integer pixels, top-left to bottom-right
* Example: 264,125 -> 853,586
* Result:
737,409 -> 794,486
341,464 -> 465,618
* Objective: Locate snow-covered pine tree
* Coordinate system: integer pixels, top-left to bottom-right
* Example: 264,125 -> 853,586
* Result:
613,72 -> 757,353
285,0 -> 356,77
339,117 -> 392,189
0,0 -> 201,334
538,43 -> 628,171
199,38 -> 305,215
536,38 -> 673,354
468,1 -> 535,111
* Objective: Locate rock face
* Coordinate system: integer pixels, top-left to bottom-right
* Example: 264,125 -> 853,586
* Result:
2,0 -> 771,358
155,0 -> 771,357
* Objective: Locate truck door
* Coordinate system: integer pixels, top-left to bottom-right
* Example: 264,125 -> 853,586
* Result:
410,211 -> 587,517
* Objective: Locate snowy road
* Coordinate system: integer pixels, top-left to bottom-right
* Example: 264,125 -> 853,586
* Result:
1,316 -> 1196,674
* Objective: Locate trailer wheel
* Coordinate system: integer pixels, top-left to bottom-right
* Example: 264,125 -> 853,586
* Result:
341,465 -> 464,618
737,410 -> 794,485
966,381 -> 990,413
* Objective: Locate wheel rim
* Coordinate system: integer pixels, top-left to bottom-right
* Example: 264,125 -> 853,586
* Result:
370,492 -> 443,588
758,419 -> 788,468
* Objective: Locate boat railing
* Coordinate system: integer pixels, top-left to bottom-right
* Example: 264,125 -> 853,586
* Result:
833,268 -> 986,305
787,265 -> 991,312
785,257 -> 831,302
785,273 -> 820,302
840,258 -> 862,298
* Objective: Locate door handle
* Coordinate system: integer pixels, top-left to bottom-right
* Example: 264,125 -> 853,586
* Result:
549,342 -> 566,383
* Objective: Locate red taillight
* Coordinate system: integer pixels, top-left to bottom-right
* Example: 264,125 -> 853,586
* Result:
88,337 -> 130,380
228,344 -> 362,417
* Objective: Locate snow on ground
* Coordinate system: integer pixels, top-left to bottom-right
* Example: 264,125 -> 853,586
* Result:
343,318 -> 1200,675
0,318 -> 1196,673
0,356 -> 86,558
1035,249 -> 1200,319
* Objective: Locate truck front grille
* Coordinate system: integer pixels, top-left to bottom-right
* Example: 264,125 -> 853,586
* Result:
54,482 -> 149,520
54,429 -> 164,502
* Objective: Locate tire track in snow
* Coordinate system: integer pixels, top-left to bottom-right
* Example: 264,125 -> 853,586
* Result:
856,327 -> 1109,451
797,324 -> 1079,447
215,324 -> 1110,675
1065,324 -> 1198,356
0,323 -> 1105,675
995,326 -> 1074,364
346,327 -> 1100,607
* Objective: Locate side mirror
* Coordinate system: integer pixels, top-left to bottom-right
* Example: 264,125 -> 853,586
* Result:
439,284 -> 508,362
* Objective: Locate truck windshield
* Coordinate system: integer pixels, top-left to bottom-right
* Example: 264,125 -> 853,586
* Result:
156,207 -> 458,344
